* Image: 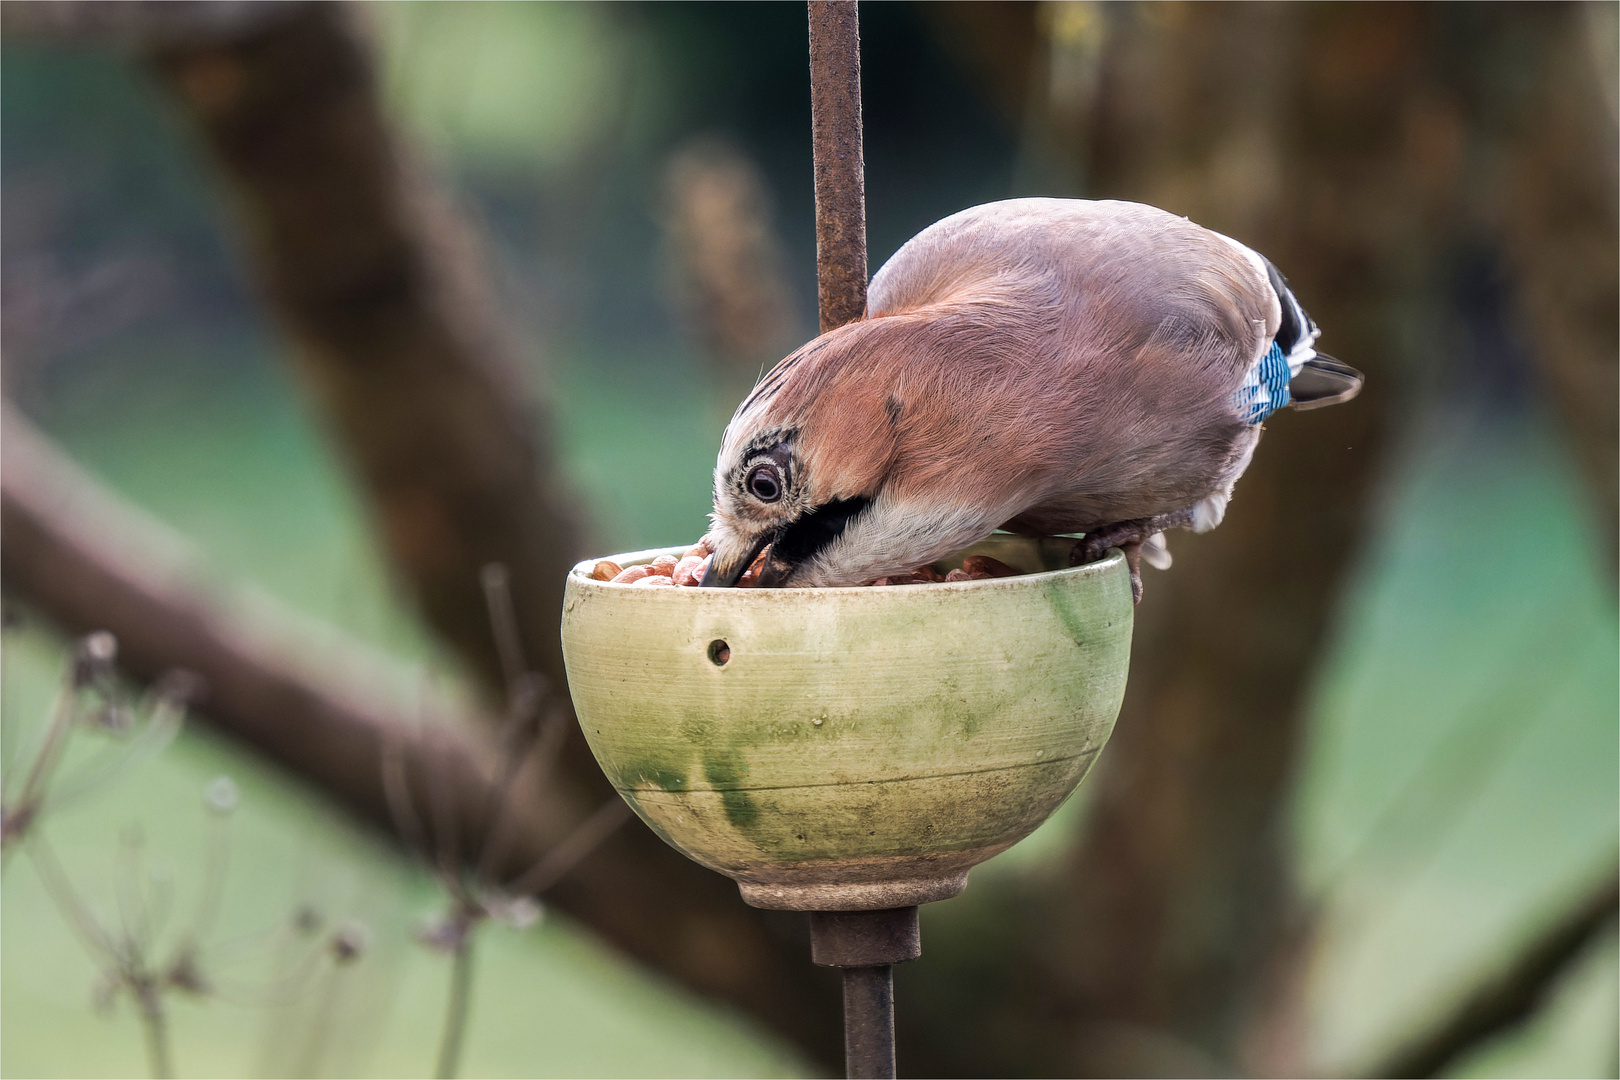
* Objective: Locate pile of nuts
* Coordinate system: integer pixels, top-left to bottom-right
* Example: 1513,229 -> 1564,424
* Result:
591,538 -> 722,588
871,555 -> 1018,585
589,538 -> 1021,588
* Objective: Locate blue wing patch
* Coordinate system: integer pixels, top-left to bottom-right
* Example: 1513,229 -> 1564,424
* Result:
1234,341 -> 1293,424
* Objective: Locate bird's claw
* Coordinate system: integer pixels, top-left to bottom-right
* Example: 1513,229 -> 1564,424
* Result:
1070,532 -> 1113,567
1122,541 -> 1144,605
1070,522 -> 1150,604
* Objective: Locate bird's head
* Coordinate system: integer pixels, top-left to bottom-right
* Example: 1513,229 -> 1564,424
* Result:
700,316 -> 1031,588
700,324 -> 913,588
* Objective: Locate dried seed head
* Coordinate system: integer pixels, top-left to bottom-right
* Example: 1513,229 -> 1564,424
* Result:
92,703 -> 136,733
486,895 -> 543,930
292,904 -> 324,935
203,776 -> 239,816
414,913 -> 470,953
329,919 -> 370,963
72,631 -> 118,689
91,974 -> 119,1015
153,669 -> 204,708
165,946 -> 211,995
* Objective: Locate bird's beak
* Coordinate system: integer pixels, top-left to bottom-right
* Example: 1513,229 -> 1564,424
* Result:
754,547 -> 800,588
699,532 -> 774,587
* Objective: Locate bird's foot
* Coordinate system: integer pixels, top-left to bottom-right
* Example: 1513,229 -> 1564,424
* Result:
1069,512 -> 1193,604
1070,519 -> 1154,567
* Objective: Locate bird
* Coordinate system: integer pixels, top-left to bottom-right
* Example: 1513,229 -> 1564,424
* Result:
699,198 -> 1362,601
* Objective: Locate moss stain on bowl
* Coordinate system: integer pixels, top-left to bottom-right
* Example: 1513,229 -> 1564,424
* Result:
561,534 -> 1132,910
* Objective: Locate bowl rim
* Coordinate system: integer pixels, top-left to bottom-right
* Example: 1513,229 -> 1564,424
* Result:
567,534 -> 1126,594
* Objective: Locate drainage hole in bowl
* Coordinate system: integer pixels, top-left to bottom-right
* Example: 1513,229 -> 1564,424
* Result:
707,639 -> 731,666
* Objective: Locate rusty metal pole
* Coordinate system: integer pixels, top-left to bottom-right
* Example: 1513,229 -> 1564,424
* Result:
808,0 -> 867,334
810,908 -> 920,1079
808,7 -> 909,1078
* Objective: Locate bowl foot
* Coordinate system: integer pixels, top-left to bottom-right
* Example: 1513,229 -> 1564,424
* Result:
736,871 -> 969,911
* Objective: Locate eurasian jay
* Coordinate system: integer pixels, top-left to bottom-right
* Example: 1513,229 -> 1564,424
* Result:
699,198 -> 1362,600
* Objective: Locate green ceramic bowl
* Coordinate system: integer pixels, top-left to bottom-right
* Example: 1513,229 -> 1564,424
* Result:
560,534 -> 1132,911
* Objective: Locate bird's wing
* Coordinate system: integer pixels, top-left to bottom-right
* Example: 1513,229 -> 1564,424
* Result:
866,200 -> 1279,530
869,198 -> 1277,391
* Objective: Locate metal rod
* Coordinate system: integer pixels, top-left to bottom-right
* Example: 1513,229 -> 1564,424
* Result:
806,8 -> 897,1074
842,966 -> 895,1079
810,907 -> 918,1079
807,0 -> 867,333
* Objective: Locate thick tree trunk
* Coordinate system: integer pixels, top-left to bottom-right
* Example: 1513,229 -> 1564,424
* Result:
143,4 -> 580,698
1490,4 -> 1619,571
903,5 -> 1583,1076
1047,8 -> 1436,1073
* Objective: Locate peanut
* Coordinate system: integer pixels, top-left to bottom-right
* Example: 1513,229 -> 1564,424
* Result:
734,547 -> 768,588
632,574 -> 677,587
603,541 -> 1032,587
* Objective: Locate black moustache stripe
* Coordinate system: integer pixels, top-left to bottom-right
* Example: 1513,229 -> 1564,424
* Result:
772,495 -> 872,568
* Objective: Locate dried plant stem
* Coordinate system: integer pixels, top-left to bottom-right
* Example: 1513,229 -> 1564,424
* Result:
1377,870 -> 1620,1079
292,960 -> 348,1079
2,686 -> 75,852
13,687 -> 73,814
134,981 -> 173,1080
436,930 -> 477,1080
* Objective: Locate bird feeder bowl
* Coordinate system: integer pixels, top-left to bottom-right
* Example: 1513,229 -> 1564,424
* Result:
560,534 -> 1133,913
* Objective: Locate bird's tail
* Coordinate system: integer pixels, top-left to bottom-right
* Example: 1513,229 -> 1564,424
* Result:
1287,354 -> 1364,411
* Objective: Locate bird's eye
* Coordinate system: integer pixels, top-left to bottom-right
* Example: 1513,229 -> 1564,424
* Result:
746,464 -> 782,502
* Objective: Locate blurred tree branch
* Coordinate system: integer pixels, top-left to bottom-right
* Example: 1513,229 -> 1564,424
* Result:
1377,870 -> 1619,1079
0,400 -> 839,1062
3,2 -> 843,1065
0,403 -> 572,872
